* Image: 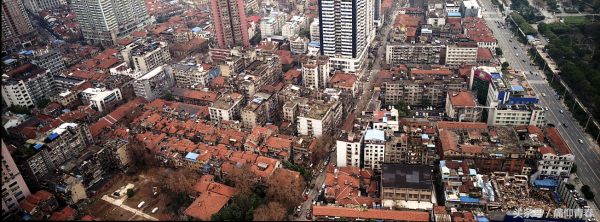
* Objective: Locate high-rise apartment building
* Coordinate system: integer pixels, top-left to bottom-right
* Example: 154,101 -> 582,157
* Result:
318,0 -> 375,74
2,0 -> 37,52
24,0 -> 66,13
211,0 -> 249,48
73,0 -> 152,45
2,140 -> 32,216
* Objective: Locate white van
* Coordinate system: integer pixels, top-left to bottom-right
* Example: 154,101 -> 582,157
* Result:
152,208 -> 159,214
138,201 -> 145,208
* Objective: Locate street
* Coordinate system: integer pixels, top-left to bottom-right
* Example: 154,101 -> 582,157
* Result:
294,1 -> 403,220
481,0 -> 600,214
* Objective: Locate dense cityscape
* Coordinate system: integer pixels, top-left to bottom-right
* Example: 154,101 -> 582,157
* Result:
2,0 -> 600,221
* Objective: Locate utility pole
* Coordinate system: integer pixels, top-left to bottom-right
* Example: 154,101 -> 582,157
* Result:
585,116 -> 591,129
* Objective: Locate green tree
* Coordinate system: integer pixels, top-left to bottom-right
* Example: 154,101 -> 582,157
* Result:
10,105 -> 31,115
299,28 -> 310,37
164,92 -> 175,101
566,184 -> 575,190
394,100 -> 407,111
248,9 -> 254,15
36,98 -> 51,109
496,47 -> 503,56
80,41 -> 88,46
37,41 -> 48,46
421,99 -> 430,106
584,191 -> 595,199
502,62 -> 510,68
570,163 -> 577,173
582,185 -> 590,193
340,217 -> 348,222
127,189 -> 135,198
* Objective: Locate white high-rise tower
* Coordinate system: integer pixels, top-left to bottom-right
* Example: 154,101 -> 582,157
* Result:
318,0 -> 375,74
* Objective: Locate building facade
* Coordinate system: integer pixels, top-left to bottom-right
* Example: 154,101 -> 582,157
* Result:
81,88 -> 123,112
445,41 -> 478,69
24,0 -> 66,12
209,93 -> 244,122
120,40 -> 171,72
319,0 -> 373,74
386,44 -> 441,67
2,0 -> 37,53
73,0 -> 152,45
134,66 -> 174,100
2,140 -> 32,216
336,132 -> 363,168
211,0 -> 250,48
2,64 -> 55,107
302,56 -> 330,91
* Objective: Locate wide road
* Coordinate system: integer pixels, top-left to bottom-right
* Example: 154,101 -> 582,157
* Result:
481,0 -> 600,213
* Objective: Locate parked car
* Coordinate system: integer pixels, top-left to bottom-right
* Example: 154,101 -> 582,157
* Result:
113,192 -> 120,196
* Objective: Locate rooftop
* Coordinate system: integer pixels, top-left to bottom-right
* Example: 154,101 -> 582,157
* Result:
212,93 -> 243,110
381,164 -> 432,189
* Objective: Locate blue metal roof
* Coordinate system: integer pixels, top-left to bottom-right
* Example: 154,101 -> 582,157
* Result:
534,179 -> 558,187
527,35 -> 536,40
48,132 -> 60,140
365,129 -> 385,141
511,86 -> 524,91
460,196 -> 479,203
448,12 -> 461,17
491,73 -> 502,79
4,59 -> 16,63
308,41 -> 320,47
34,144 -> 43,149
62,109 -> 70,113
191,27 -> 202,32
185,152 -> 200,162
421,134 -> 429,139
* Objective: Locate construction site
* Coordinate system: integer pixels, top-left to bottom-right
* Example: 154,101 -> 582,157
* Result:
489,172 -> 560,217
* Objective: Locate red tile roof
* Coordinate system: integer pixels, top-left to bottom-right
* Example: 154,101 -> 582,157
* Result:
132,31 -> 147,37
448,91 -> 475,107
437,121 -> 488,130
116,38 -> 135,45
461,145 -> 482,153
538,145 -> 556,155
312,206 -> 429,221
330,73 -> 358,87
477,48 -> 493,59
439,130 -> 457,151
546,128 -> 572,155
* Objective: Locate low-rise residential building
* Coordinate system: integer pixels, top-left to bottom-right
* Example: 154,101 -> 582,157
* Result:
537,128 -> 574,181
81,87 -> 123,112
296,99 -> 341,138
329,73 -> 359,97
336,132 -> 364,168
364,129 -> 386,172
50,89 -> 79,107
241,92 -> 274,130
184,175 -> 236,221
2,63 -> 55,107
312,205 -> 429,221
386,43 -> 441,67
209,93 -> 244,122
378,69 -> 468,107
445,91 -> 483,122
134,66 -> 174,101
486,104 -> 545,127
39,172 -> 86,205
16,190 -> 58,220
309,20 -> 320,42
445,41 -> 478,69
381,164 -> 435,210
302,55 -> 330,91
290,36 -> 309,54
260,11 -> 287,36
120,40 -> 171,72
169,63 -> 213,88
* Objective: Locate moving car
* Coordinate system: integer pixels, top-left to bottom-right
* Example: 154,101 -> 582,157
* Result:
523,60 -> 526,63
514,47 -> 517,49
545,107 -> 548,111
542,93 -> 546,97
509,39 -> 512,42
563,123 -> 568,128
560,109 -> 564,113
578,139 -> 584,144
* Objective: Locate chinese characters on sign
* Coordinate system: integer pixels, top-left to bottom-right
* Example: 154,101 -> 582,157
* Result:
511,207 -> 593,219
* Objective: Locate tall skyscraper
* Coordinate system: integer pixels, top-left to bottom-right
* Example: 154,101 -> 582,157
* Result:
1,140 -> 32,216
318,0 -> 375,74
24,0 -> 66,13
2,0 -> 37,52
73,0 -> 152,45
211,0 -> 249,48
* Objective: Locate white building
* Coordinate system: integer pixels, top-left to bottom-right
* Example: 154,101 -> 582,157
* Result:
461,0 -> 482,18
336,131 -> 364,168
2,67 -> 54,107
487,104 -> 546,127
168,63 -> 213,88
120,40 -> 171,72
372,108 -> 400,131
319,0 -> 375,74
537,131 -> 574,181
109,62 -> 144,79
445,41 -> 478,69
302,56 -> 330,91
81,88 -> 122,112
363,129 -> 385,172
282,16 -> 308,38
309,19 -> 320,42
445,1 -> 460,13
290,36 -> 309,54
296,101 -> 340,138
133,66 -> 174,100
260,11 -> 286,36
209,93 -> 244,122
